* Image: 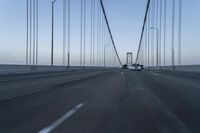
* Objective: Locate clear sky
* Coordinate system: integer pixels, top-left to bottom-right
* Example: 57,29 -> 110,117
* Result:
0,0 -> 200,66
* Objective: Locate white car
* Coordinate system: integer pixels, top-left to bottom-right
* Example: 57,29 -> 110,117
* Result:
130,66 -> 135,71
131,66 -> 141,71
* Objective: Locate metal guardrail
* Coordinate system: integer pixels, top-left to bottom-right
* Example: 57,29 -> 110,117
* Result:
147,65 -> 200,73
0,65 -> 116,75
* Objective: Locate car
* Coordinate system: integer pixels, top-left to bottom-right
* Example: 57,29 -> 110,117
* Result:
130,66 -> 135,71
122,65 -> 128,69
137,66 -> 142,71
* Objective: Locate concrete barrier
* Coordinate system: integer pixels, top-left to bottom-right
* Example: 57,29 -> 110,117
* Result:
147,65 -> 200,73
0,64 -> 113,75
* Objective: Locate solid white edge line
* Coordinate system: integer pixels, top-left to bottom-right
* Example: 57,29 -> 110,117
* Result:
38,103 -> 84,133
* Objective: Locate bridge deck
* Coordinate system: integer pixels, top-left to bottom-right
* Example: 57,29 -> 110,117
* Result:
0,70 -> 200,133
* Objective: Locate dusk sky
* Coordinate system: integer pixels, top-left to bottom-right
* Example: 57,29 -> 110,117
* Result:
0,0 -> 200,66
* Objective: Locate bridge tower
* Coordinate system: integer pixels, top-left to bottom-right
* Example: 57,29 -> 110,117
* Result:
126,52 -> 133,68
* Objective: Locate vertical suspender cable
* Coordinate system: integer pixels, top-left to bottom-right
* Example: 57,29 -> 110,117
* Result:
178,0 -> 182,65
63,0 -> 66,66
96,2 -> 99,67
80,0 -> 83,67
108,39 -> 110,67
102,19 -> 104,67
26,0 -> 29,65
102,15 -> 104,67
114,47 -> 115,67
33,0 -> 35,65
102,11 -> 104,67
145,20 -> 148,67
107,31 -> 109,67
97,5 -> 101,67
156,0 -> 158,67
93,0 -> 96,66
29,0 -> 32,65
159,0 -> 162,67
148,5 -> 150,68
141,37 -> 144,65
143,35 -> 144,65
90,0 -> 93,66
67,0 -> 71,67
163,0 -> 166,66
172,0 -> 175,67
104,21 -> 107,67
100,11 -> 103,66
36,0 -> 38,65
51,1 -> 54,66
83,0 -> 86,67
151,0 -> 155,66
110,38 -> 112,67
98,10 -> 102,66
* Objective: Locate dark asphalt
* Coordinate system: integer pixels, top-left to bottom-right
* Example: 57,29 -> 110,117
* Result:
0,70 -> 200,133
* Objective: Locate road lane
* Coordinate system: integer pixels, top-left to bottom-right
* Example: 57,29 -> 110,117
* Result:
142,72 -> 200,133
0,70 -> 113,100
0,70 -> 120,133
0,69 -> 100,83
0,70 -> 200,133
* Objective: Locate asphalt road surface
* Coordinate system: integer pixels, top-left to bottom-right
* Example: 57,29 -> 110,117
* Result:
0,70 -> 200,133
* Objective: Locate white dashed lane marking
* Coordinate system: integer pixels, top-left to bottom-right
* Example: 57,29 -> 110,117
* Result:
38,103 -> 84,133
152,73 -> 160,76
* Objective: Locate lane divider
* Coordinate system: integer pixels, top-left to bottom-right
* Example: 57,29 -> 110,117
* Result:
38,103 -> 84,133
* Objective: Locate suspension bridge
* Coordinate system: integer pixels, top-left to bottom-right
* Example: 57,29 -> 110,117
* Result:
0,0 -> 200,133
